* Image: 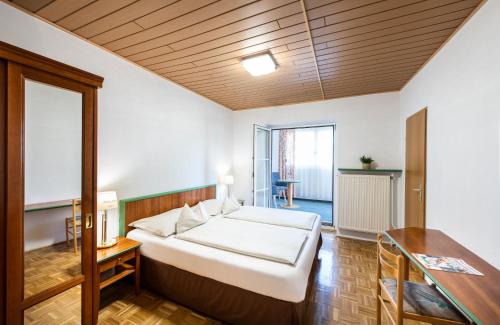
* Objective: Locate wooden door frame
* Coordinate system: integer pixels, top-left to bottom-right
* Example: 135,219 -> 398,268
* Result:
0,59 -> 7,325
253,124 -> 272,207
269,124 -> 336,226
404,107 -> 427,228
0,41 -> 102,325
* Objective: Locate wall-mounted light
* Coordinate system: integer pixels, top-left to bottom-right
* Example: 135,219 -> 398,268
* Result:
241,52 -> 277,76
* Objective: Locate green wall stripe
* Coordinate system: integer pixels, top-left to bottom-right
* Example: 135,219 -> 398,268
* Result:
118,199 -> 126,237
118,184 -> 216,236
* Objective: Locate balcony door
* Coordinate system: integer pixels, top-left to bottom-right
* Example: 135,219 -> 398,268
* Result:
253,125 -> 271,207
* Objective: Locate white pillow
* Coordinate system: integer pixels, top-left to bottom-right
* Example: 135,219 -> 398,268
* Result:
176,202 -> 209,234
202,199 -> 223,216
128,207 -> 182,237
222,196 -> 240,215
193,201 -> 209,219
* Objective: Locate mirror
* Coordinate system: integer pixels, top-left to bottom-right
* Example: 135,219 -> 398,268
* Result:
23,79 -> 83,298
24,284 -> 81,324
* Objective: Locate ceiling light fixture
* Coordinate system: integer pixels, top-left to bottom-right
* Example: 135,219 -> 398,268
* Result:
241,53 -> 277,76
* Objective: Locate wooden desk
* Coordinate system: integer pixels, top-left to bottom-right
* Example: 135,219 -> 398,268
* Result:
385,228 -> 500,325
24,199 -> 74,212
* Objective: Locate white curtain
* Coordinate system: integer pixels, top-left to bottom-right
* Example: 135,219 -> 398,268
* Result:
293,127 -> 333,201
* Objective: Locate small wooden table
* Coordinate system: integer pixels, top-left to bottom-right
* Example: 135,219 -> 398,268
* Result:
278,179 -> 301,208
385,228 -> 500,325
97,237 -> 141,294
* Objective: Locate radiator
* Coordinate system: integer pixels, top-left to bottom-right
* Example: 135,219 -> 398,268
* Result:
338,174 -> 391,233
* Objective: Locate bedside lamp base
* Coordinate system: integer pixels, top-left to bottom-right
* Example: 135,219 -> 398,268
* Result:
97,206 -> 117,250
97,238 -> 117,249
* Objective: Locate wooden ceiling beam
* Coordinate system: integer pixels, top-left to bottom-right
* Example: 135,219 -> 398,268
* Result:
299,0 -> 324,100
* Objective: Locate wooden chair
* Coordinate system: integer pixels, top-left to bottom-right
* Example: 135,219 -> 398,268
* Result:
65,199 -> 81,253
376,234 -> 469,325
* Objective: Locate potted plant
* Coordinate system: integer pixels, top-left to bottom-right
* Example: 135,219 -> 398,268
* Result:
360,155 -> 374,170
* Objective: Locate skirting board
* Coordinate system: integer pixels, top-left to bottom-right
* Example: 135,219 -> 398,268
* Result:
320,225 -> 336,232
336,228 -> 379,242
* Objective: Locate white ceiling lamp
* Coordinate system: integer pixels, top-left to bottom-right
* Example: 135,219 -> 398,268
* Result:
241,52 -> 277,76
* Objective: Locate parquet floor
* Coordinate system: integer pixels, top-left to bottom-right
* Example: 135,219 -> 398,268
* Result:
305,232 -> 422,325
24,240 -> 82,298
24,232 -> 425,324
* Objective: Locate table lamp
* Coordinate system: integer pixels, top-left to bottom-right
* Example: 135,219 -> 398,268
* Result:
97,191 -> 118,249
218,175 -> 234,198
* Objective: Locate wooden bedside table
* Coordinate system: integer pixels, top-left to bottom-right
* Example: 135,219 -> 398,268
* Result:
97,237 -> 142,295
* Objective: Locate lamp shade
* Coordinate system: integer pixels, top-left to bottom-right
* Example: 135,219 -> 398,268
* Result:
217,175 -> 234,185
97,191 -> 118,210
224,175 -> 234,185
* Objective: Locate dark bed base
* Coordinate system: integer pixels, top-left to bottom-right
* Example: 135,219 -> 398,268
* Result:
141,235 -> 322,325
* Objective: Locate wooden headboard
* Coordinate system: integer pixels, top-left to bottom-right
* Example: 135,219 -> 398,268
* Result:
119,184 -> 216,235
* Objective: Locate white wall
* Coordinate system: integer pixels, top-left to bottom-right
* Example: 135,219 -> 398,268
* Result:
400,0 -> 500,268
232,92 -> 402,234
0,2 -> 233,247
24,207 -> 73,251
25,80 -> 82,205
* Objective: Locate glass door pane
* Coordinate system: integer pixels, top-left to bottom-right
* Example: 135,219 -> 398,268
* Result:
253,125 -> 271,207
23,79 -> 83,301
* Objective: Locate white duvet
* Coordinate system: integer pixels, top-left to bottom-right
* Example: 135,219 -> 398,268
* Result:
175,217 -> 308,265
224,205 -> 318,230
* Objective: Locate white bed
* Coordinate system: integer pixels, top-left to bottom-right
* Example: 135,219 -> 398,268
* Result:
127,210 -> 321,303
224,205 -> 318,230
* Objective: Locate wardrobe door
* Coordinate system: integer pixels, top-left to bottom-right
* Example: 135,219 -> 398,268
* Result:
5,63 -> 97,325
0,58 -> 6,325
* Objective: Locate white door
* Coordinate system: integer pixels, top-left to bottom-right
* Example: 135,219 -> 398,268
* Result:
253,125 -> 271,207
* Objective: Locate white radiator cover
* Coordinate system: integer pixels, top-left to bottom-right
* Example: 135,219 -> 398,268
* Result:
338,174 -> 391,233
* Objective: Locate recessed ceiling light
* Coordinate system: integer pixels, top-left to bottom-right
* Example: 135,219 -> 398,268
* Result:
241,53 -> 277,76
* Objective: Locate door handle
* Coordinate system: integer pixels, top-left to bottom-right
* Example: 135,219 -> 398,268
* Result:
85,213 -> 93,229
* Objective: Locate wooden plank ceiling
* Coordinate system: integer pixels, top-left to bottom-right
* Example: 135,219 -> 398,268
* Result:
10,0 -> 482,110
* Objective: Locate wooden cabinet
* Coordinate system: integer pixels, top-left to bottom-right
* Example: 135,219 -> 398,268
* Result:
0,41 -> 103,325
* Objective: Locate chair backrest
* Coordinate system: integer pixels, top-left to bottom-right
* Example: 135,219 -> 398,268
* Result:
272,172 -> 279,194
72,199 -> 81,218
377,234 -> 404,317
272,171 -> 288,188
272,172 -> 280,184
377,234 -> 401,278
